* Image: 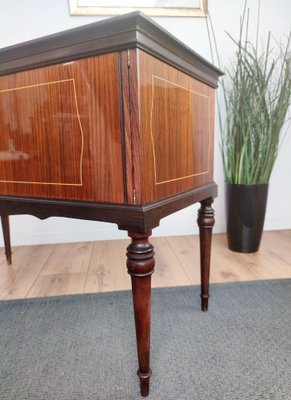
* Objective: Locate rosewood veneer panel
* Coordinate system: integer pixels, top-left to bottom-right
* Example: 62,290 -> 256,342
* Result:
0,53 -> 125,203
137,50 -> 215,203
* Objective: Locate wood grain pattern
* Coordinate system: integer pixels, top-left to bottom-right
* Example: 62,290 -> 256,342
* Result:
0,243 -> 55,300
120,49 -> 142,204
0,231 -> 290,300
126,231 -> 155,396
136,50 -> 215,203
0,79 -> 83,186
0,47 -> 217,207
1,215 -> 11,264
151,76 -> 210,184
197,197 -> 215,311
27,242 -> 93,298
84,239 -> 129,293
0,53 -> 125,203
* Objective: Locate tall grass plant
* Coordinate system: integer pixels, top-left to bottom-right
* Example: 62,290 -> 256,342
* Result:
220,4 -> 291,184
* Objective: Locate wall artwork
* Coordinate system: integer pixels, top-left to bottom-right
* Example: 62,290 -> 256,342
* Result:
69,0 -> 208,17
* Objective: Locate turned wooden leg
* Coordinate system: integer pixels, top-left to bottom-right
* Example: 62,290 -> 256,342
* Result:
1,215 -> 12,265
126,231 -> 155,397
197,198 -> 215,312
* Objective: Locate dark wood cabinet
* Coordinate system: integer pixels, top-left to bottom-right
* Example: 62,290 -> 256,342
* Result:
0,12 -> 222,396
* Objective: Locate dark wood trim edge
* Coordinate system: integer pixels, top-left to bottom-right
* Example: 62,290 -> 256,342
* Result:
118,51 -> 128,203
0,183 -> 217,232
0,12 -> 223,87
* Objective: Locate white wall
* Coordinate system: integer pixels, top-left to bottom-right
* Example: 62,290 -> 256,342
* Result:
0,0 -> 290,245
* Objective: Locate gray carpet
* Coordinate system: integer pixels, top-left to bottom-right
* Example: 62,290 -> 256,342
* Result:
0,280 -> 290,400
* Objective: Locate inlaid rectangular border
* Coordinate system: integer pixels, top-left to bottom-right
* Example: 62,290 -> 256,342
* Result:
150,75 -> 211,185
0,79 -> 84,187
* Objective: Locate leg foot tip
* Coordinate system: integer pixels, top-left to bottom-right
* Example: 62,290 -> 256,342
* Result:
141,385 -> 149,397
200,295 -> 209,312
138,369 -> 151,397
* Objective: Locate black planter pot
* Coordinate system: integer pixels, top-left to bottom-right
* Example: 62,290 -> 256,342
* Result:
225,183 -> 269,253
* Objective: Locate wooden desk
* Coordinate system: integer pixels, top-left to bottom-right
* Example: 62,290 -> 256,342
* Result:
0,12 -> 222,396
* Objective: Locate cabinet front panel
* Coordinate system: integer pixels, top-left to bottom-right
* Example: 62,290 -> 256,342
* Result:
0,53 -> 125,203
137,50 -> 215,203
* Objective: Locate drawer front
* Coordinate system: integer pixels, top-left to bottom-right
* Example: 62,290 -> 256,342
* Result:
0,53 -> 125,203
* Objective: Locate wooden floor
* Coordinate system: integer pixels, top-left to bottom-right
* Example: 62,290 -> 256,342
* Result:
0,230 -> 290,300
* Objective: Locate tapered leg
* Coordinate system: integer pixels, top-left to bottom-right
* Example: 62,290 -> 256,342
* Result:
126,231 -> 155,397
1,215 -> 12,265
197,198 -> 215,312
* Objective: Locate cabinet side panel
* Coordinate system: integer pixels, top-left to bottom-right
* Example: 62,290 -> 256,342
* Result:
0,53 -> 125,203
138,50 -> 215,203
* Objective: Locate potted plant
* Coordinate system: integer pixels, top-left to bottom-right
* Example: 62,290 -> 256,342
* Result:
220,6 -> 291,252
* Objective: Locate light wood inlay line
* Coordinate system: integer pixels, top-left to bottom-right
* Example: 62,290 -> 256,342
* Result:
72,78 -> 84,187
150,75 -> 210,185
151,76 -> 210,99
0,78 -> 84,187
0,78 -> 74,93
